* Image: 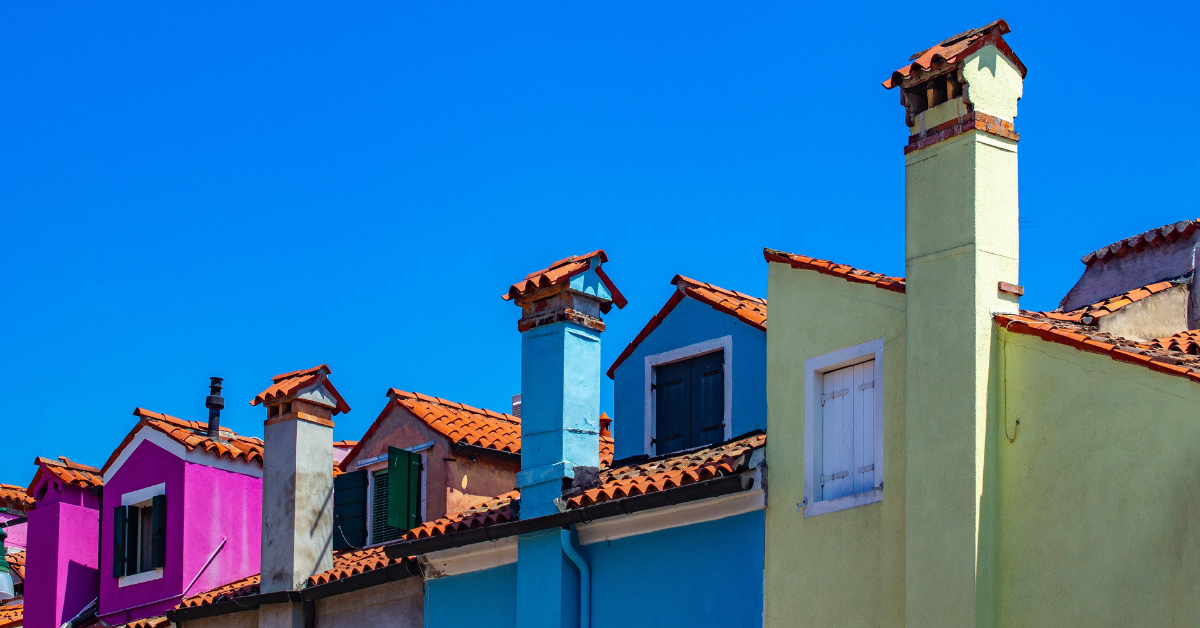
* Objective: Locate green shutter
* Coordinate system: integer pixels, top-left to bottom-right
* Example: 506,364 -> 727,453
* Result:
333,470 -> 368,550
112,506 -> 126,578
150,495 -> 166,569
387,447 -> 422,531
124,506 -> 139,575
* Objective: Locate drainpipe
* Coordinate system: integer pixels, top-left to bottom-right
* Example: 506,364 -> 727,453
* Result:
559,529 -> 590,628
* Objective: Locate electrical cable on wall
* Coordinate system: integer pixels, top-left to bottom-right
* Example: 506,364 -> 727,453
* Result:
1002,319 -> 1021,443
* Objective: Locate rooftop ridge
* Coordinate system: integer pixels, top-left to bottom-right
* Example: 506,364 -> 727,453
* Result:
387,389 -> 521,425
1080,219 -> 1200,267
763,247 -> 905,293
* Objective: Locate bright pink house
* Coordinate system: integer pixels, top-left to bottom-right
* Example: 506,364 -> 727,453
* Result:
23,457 -> 104,628
88,403 -> 264,627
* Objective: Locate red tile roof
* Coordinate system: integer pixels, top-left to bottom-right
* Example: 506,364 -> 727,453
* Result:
333,440 -> 358,449
764,248 -> 905,293
100,408 -> 264,475
882,19 -> 1026,90
0,603 -> 21,628
110,616 -> 170,628
996,312 -> 1200,384
1041,281 -> 1178,325
501,250 -> 628,310
606,275 -> 766,379
250,364 -> 351,415
1080,220 -> 1200,267
406,433 -> 765,540
30,456 -> 103,493
177,573 -> 261,609
341,390 -> 614,471
1151,330 -> 1200,355
0,484 -> 34,511
6,550 -> 24,581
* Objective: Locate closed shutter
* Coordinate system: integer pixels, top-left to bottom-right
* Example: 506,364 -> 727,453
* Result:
124,506 -> 139,576
654,350 -> 725,455
387,447 -> 422,531
150,495 -> 166,569
819,359 -> 875,501
371,470 -> 405,544
333,470 -> 368,550
112,506 -> 127,578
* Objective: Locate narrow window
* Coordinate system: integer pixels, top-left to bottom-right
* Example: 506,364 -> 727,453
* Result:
113,495 -> 166,577
818,360 -> 875,501
653,350 -> 725,455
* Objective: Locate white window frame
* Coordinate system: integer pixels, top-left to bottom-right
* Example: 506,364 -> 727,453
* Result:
364,443 -> 430,547
118,483 -> 166,586
643,335 -> 734,456
803,337 -> 885,518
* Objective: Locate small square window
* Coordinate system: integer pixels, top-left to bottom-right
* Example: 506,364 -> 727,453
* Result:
804,338 -> 884,517
113,492 -> 166,579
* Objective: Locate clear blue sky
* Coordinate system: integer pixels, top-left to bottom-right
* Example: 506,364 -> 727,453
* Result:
2,2 -> 1196,485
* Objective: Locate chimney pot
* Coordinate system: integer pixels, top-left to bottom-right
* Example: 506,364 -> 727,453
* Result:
206,377 -> 225,439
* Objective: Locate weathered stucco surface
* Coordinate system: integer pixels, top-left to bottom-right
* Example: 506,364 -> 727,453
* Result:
1097,284 -> 1188,340
764,263 -> 907,628
962,44 -> 1023,121
187,609 -> 258,628
261,419 -> 333,593
315,576 -> 423,627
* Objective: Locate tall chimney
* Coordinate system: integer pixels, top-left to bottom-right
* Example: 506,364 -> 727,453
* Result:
205,377 -> 224,439
884,20 -> 1025,626
502,250 -> 625,628
249,364 -> 349,612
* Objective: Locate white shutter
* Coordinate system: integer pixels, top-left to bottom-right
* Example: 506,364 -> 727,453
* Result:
819,359 -> 875,501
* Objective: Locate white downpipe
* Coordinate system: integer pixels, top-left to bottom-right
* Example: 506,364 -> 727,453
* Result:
559,529 -> 590,628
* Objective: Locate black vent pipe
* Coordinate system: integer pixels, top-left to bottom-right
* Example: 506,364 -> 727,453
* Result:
206,377 -> 225,438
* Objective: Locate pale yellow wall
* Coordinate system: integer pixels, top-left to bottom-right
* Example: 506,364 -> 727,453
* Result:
1098,285 -> 1188,341
962,44 -> 1023,121
991,329 -> 1200,626
764,263 -> 907,628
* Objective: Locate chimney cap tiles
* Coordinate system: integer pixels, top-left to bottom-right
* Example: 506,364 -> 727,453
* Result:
501,249 -> 628,311
249,363 -> 350,415
882,19 -> 1026,91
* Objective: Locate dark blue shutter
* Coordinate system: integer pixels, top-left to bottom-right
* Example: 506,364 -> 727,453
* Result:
123,506 -> 138,576
333,470 -> 368,550
150,495 -> 166,569
655,350 -> 725,455
112,506 -> 126,577
654,360 -> 691,454
387,447 -> 422,531
691,350 -> 726,448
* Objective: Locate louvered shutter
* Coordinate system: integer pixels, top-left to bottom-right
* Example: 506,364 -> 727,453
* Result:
819,359 -> 875,501
112,506 -> 127,577
690,350 -> 725,448
654,359 -> 690,454
150,495 -> 166,569
333,470 -> 367,550
387,447 -> 422,531
123,506 -> 139,576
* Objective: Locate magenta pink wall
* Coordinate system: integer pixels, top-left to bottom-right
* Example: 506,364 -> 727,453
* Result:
23,502 -> 99,628
1,514 -> 27,551
97,438 -> 262,624
29,474 -> 99,510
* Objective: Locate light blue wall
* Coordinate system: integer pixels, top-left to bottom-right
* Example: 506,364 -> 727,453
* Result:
425,564 -> 517,628
583,510 -> 764,627
612,296 -> 767,460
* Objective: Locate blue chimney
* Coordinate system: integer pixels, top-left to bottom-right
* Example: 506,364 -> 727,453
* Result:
503,250 -> 625,628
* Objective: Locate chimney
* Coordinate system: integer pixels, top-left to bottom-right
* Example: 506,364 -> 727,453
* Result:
502,250 -> 625,628
511,394 -> 522,419
249,364 -> 349,604
205,377 -> 224,439
885,20 -> 1025,626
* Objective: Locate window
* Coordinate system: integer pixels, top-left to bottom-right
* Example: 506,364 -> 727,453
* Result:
333,470 -> 367,551
653,350 -> 725,455
335,445 -> 425,547
112,492 -> 166,579
804,338 -> 884,518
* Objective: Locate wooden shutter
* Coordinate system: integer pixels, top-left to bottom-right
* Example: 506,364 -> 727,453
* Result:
150,495 -> 166,569
371,471 -> 404,543
124,506 -> 139,576
387,447 -> 422,531
819,359 -> 875,501
690,350 -> 725,448
112,506 -> 127,578
654,359 -> 690,454
333,470 -> 368,550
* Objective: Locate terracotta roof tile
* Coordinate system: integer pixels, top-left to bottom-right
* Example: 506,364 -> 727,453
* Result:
0,484 -> 34,511
406,432 -> 765,540
1151,330 -> 1200,355
607,276 -> 765,379
0,603 -> 21,628
250,364 -> 351,414
501,250 -> 628,310
99,409 -> 264,475
30,456 -> 103,493
1041,281 -> 1177,325
108,616 -> 171,628
996,312 -> 1200,384
177,573 -> 261,609
764,248 -> 905,293
882,19 -> 1026,90
342,390 -> 615,471
1081,220 -> 1200,267
333,440 -> 358,449
5,550 -> 24,581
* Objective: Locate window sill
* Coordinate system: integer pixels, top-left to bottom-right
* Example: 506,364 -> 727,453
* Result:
803,488 -> 882,518
118,568 -> 164,587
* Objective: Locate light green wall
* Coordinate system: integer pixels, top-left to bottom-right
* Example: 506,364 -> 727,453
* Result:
992,329 -> 1200,626
764,263 -> 906,628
